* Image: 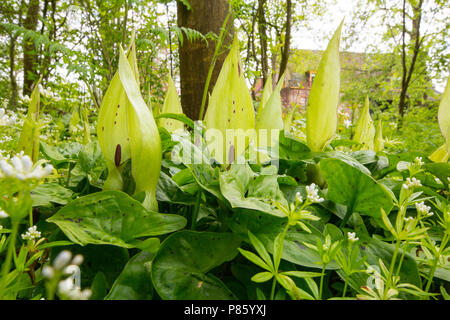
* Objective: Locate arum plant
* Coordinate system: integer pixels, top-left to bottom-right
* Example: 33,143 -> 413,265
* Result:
353,96 -> 375,151
254,75 -> 285,162
306,20 -> 343,152
429,76 -> 450,162
437,77 -> 449,154
374,119 -> 384,152
238,231 -> 321,300
256,73 -> 273,119
305,20 -> 343,186
429,143 -> 449,163
97,37 -> 162,211
204,33 -> 255,165
17,76 -> 43,163
160,74 -> 185,133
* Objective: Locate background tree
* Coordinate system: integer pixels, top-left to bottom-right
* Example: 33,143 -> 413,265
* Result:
177,0 -> 234,120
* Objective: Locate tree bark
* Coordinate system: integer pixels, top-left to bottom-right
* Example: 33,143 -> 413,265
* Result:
398,0 -> 423,122
278,0 -> 292,81
257,0 -> 268,86
177,0 -> 234,120
9,34 -> 19,109
23,0 -> 40,96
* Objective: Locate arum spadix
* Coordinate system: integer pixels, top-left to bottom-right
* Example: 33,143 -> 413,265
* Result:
374,119 -> 384,152
438,77 -> 450,154
18,75 -> 42,162
306,20 -> 343,152
353,96 -> 375,150
255,75 -> 284,162
97,40 -> 161,211
204,33 -> 255,164
160,74 -> 184,133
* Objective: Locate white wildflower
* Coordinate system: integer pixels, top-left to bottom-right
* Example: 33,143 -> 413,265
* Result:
21,225 -> 41,241
415,201 -> 433,217
295,192 -> 303,204
414,157 -> 424,167
53,250 -> 72,270
58,277 -> 91,300
42,265 -> 55,279
305,183 -> 324,203
343,119 -> 352,128
402,177 -> 422,190
347,232 -> 359,242
0,209 -> 8,218
404,216 -> 414,222
0,153 -> 53,180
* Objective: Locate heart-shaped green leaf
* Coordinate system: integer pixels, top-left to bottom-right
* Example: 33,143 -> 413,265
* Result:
151,231 -> 241,299
47,190 -> 186,248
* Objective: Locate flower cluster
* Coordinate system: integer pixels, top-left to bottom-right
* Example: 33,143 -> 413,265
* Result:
295,191 -> 303,204
338,109 -> 352,128
306,183 -> 324,203
415,201 -> 434,217
347,232 -> 359,242
414,157 -> 424,167
402,177 -> 422,190
0,209 -> 8,218
0,108 -> 17,126
21,225 -> 41,241
0,152 -> 53,181
43,250 -> 91,300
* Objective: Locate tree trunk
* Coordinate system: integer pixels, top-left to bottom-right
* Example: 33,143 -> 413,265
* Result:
398,0 -> 423,123
278,0 -> 292,81
257,0 -> 268,85
23,0 -> 40,96
9,34 -> 19,109
177,0 -> 234,120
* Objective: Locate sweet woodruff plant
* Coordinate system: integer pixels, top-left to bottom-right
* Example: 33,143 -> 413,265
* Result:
97,36 -> 162,212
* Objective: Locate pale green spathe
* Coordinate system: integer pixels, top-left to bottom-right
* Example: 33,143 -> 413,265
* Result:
306,20 -> 343,152
160,74 -> 184,133
438,77 -> 450,153
204,33 -> 255,164
354,96 -> 375,150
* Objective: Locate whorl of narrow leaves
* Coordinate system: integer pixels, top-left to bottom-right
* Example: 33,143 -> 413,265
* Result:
438,77 -> 450,154
18,76 -> 42,162
354,96 -> 375,151
97,36 -> 161,212
160,74 -> 184,133
204,33 -> 255,164
306,20 -> 343,152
